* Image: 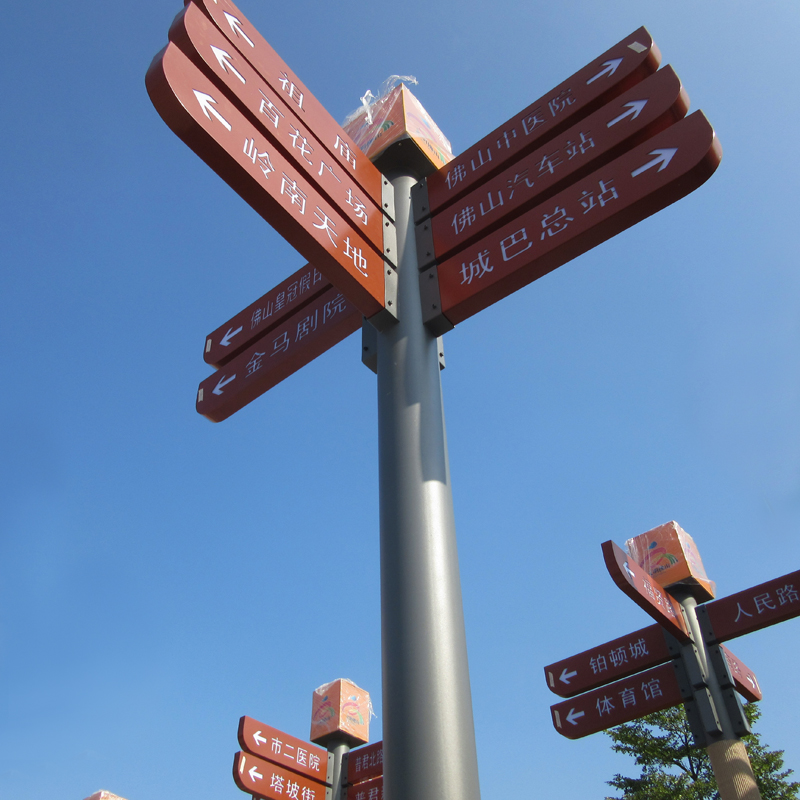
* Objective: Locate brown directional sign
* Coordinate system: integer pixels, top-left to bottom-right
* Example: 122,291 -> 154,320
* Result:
425,110 -> 721,331
146,44 -> 389,319
419,26 -> 661,217
205,263 -> 330,368
348,776 -> 383,800
603,539 -> 691,640
702,568 -> 800,643
189,0 -> 382,202
197,284 -> 360,421
550,661 -> 683,740
719,645 -> 762,703
170,2 -> 387,244
233,750 -> 330,800
238,716 -> 331,785
545,623 -> 671,699
416,66 -> 689,268
346,740 -> 383,786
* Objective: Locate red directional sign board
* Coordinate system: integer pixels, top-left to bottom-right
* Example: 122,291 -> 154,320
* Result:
420,26 -> 661,217
720,645 -> 762,703
170,2 -> 386,243
416,66 -> 688,267
238,716 -> 331,784
205,263 -> 330,368
349,776 -> 383,800
197,284 -> 360,421
703,568 -> 800,643
426,111 -> 721,331
602,539 -> 691,640
233,750 -> 329,800
146,44 -> 388,319
545,623 -> 671,699
187,0 -> 383,203
550,661 -> 683,739
347,740 -> 383,786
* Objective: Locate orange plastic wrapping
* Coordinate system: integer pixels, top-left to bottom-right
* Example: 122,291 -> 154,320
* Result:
310,678 -> 371,746
626,521 -> 716,602
343,79 -> 453,170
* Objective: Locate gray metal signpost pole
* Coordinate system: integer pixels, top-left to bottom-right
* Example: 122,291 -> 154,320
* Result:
376,170 -> 482,800
673,591 -> 761,800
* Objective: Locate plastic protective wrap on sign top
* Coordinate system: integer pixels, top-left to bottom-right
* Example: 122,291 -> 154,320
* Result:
310,678 -> 372,746
626,520 -> 716,602
343,76 -> 454,169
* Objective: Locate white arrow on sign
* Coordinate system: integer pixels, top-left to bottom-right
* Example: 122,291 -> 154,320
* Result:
249,765 -> 263,782
210,45 -> 246,85
193,91 -> 232,132
223,12 -> 255,48
586,58 -> 623,85
607,99 -> 648,127
253,730 -> 267,746
220,326 -> 243,347
623,560 -> 636,582
631,148 -> 677,177
213,374 -> 236,395
560,668 -> 578,685
566,708 -> 585,725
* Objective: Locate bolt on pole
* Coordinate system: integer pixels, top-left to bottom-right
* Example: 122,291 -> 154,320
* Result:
376,169 -> 481,800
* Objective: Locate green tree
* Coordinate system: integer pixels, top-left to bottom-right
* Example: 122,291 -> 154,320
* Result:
604,703 -> 799,800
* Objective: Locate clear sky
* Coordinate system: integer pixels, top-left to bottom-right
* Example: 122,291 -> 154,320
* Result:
2,0 -> 799,798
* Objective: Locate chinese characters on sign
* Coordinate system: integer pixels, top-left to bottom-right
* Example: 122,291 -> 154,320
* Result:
197,285 -> 360,422
346,741 -> 384,786
238,716 -> 330,784
419,26 -> 662,216
233,751 -> 329,800
550,662 -> 684,739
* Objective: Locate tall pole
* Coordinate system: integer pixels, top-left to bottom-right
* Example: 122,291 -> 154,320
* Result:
376,169 -> 482,800
674,591 -> 762,800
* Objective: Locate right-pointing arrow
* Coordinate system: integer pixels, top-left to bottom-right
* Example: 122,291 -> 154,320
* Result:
607,99 -> 648,127
631,148 -> 677,177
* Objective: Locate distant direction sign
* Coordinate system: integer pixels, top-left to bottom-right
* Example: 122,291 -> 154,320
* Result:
702,569 -> 800,643
197,285 -> 360,421
544,623 -> 671,698
550,661 -> 683,739
146,44 -> 388,319
346,741 -> 383,786
348,776 -> 383,800
233,751 -> 329,800
204,263 -> 330,368
238,716 -> 330,785
426,111 -> 721,331
416,66 -> 688,267
719,645 -> 762,703
420,26 -> 662,216
602,540 -> 691,641
188,0 -> 383,202
170,3 -> 386,241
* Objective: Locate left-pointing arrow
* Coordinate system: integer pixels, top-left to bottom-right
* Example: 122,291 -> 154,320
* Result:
210,45 -> 245,84
566,708 -> 585,725
223,12 -> 254,47
193,90 -> 232,131
249,765 -> 263,781
213,374 -> 236,395
220,326 -> 243,347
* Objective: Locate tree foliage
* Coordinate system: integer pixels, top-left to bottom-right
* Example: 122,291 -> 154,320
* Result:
604,703 -> 799,800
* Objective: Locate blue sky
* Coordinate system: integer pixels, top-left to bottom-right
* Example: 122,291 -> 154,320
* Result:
2,1 -> 799,798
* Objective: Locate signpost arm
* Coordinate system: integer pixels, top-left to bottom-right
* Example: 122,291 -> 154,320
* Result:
672,590 -> 762,800
376,169 -> 481,800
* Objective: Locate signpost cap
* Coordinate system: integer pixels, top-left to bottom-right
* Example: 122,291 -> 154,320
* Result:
627,521 -> 716,602
310,678 -> 372,747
